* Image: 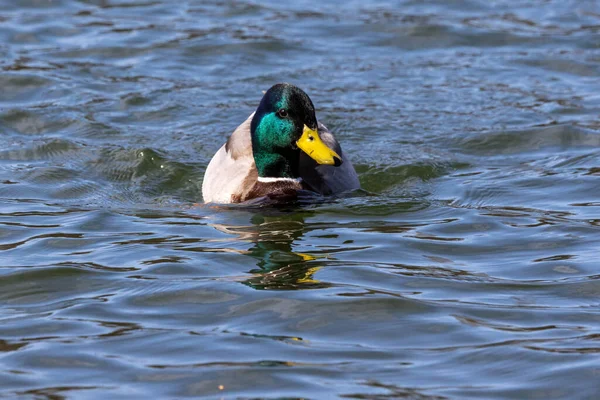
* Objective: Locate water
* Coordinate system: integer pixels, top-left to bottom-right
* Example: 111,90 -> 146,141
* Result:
1,0 -> 600,398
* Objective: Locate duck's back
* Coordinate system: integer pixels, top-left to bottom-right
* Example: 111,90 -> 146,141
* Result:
202,114 -> 255,204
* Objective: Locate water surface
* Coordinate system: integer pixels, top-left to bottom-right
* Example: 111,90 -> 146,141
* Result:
1,0 -> 600,398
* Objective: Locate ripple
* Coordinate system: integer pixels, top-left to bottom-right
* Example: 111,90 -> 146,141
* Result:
0,109 -> 76,136
0,73 -> 52,103
457,123 -> 600,156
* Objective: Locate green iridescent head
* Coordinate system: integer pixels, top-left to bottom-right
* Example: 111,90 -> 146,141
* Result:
250,83 -> 341,178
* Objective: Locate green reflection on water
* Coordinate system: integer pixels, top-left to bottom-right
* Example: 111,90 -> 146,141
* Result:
210,211 -> 330,290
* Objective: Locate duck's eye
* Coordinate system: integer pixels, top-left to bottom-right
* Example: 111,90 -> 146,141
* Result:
277,109 -> 288,118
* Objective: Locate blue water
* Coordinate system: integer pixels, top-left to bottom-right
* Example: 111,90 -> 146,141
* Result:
1,0 -> 600,398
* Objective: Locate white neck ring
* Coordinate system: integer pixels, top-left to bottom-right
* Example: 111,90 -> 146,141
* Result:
257,177 -> 302,183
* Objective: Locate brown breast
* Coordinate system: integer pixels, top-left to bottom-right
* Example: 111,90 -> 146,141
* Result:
232,179 -> 304,203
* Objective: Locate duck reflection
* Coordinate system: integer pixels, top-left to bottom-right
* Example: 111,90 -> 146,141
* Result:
210,211 -> 331,290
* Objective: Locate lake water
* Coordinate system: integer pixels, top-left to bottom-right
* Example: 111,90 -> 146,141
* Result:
1,0 -> 600,398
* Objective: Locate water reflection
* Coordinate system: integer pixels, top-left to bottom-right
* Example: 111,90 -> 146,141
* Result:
211,211 -> 331,290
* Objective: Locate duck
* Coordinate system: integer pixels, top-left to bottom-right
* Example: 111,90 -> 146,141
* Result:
202,83 -> 360,204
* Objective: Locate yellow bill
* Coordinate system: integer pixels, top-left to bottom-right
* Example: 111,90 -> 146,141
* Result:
296,125 -> 342,166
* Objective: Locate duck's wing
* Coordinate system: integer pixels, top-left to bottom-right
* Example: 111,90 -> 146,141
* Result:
202,113 -> 258,203
299,122 -> 360,195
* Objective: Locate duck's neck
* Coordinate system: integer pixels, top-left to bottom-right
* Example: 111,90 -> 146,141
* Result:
253,151 -> 299,179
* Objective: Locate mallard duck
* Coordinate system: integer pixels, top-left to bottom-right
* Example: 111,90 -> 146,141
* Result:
202,83 -> 359,204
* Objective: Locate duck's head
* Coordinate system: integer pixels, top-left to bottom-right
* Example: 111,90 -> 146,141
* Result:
250,83 -> 342,179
